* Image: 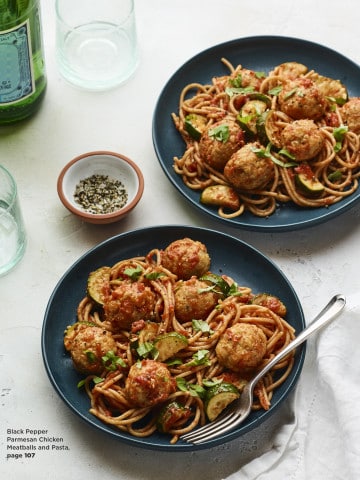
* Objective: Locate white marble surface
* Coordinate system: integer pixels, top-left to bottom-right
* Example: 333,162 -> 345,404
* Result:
1,1 -> 360,478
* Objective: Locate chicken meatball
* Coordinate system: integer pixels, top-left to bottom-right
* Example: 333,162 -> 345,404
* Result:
161,238 -> 211,280
125,359 -> 176,408
280,119 -> 325,161
216,323 -> 267,372
271,61 -> 308,80
341,97 -> 360,134
224,142 -> 275,191
174,277 -> 219,322
228,67 -> 264,91
278,77 -> 327,120
199,119 -> 245,171
103,281 -> 156,331
64,322 -> 117,375
251,293 -> 287,317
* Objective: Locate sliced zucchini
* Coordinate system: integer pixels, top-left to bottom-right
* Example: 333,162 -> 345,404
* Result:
264,110 -> 283,148
87,266 -> 111,305
237,99 -> 268,139
295,173 -> 325,196
256,111 -> 270,145
138,322 -> 159,344
200,185 -> 240,211
154,332 -> 188,362
246,93 -> 272,107
184,114 -> 207,141
157,401 -> 192,433
205,382 -> 240,422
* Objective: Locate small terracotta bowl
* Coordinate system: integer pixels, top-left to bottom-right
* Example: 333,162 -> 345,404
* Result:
57,151 -> 144,224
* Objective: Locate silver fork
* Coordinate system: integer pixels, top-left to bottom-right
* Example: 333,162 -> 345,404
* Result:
181,293 -> 346,444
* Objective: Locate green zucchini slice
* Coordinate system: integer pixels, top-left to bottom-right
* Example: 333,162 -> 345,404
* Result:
295,173 -> 325,196
200,185 -> 240,211
205,382 -> 240,421
87,266 -> 111,305
184,114 -> 207,141
154,332 -> 188,362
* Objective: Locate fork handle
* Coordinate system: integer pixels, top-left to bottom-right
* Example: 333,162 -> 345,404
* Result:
250,293 -> 346,387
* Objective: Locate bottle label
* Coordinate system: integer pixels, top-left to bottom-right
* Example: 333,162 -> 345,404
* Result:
0,19 -> 35,105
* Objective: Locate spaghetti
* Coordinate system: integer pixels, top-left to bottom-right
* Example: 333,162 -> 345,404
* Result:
64,238 -> 296,444
172,59 -> 360,218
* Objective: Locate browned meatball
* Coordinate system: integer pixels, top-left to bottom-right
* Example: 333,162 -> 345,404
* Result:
125,359 -> 176,407
278,77 -> 327,120
224,142 -> 275,191
174,277 -> 219,322
161,238 -> 211,280
251,293 -> 287,317
341,97 -> 360,134
280,119 -> 325,161
216,323 -> 267,372
199,119 -> 245,171
103,281 -> 156,331
228,68 -> 264,90
64,322 -> 117,375
271,61 -> 308,80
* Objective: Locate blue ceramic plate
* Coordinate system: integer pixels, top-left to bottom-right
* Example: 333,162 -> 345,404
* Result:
42,225 -> 305,451
152,36 -> 360,232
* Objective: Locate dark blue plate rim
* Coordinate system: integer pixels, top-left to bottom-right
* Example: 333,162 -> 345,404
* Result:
41,225 -> 305,451
152,36 -> 360,232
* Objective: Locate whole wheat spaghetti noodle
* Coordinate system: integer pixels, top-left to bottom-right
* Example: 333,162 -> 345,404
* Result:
172,59 -> 360,218
64,238 -> 296,444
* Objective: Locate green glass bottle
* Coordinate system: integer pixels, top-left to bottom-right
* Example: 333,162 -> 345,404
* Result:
0,0 -> 47,125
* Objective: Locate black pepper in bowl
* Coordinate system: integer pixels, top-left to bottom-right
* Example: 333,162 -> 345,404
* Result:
74,174 -> 128,214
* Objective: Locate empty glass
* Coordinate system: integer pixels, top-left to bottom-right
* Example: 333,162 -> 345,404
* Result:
55,0 -> 139,91
0,165 -> 26,276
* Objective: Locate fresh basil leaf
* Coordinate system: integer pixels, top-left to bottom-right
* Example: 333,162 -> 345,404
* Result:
208,124 -> 230,142
136,341 -> 158,359
124,266 -> 143,281
145,271 -> 166,280
328,170 -> 342,181
268,85 -> 282,96
187,349 -> 211,367
192,319 -> 213,335
333,125 -> 348,153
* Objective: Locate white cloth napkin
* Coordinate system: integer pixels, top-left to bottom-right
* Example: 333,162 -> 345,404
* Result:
225,298 -> 360,480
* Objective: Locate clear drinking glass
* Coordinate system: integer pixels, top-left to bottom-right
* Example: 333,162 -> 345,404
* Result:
0,165 -> 26,276
55,0 -> 139,91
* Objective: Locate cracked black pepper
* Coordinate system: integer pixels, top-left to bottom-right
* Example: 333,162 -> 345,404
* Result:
74,174 -> 128,214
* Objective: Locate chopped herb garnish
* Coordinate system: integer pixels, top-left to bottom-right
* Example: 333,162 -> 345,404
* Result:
284,87 -> 298,100
145,271 -> 166,280
187,349 -> 211,367
252,143 -> 297,167
202,378 -> 223,388
84,350 -> 97,363
176,378 -> 206,398
268,85 -> 282,96
225,86 -> 255,97
124,266 -> 143,281
192,319 -> 213,335
328,170 -> 342,182
136,341 -> 158,360
208,124 -> 230,142
333,125 -> 348,152
77,376 -> 104,389
200,273 -> 242,297
102,350 -> 127,371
